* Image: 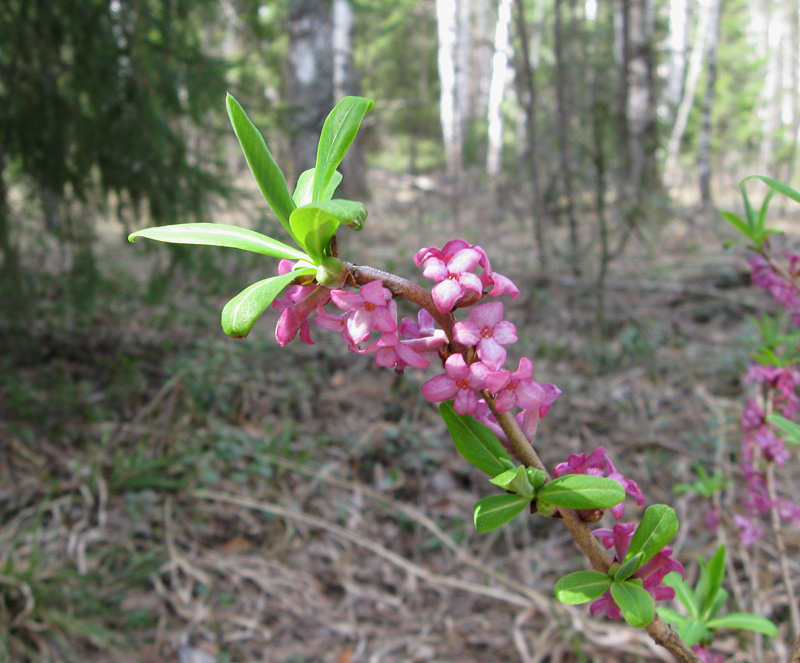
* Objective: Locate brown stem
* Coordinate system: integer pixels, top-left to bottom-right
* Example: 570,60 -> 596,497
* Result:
352,263 -> 700,663
344,261 -> 457,340
485,393 -> 700,662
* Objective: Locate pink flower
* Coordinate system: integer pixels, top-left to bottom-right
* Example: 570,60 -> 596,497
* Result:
734,514 -> 763,548
553,447 -> 645,519
272,264 -> 332,346
453,302 -> 518,369
422,248 -> 485,312
481,270 -> 520,299
399,309 -> 437,339
421,354 -> 488,415
590,522 -> 684,620
691,645 -> 724,663
484,357 -> 546,413
330,280 -> 397,344
365,332 -> 430,373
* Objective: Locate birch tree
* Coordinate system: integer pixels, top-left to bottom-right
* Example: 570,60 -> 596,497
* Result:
697,0 -> 723,205
486,0 -> 514,178
667,0 -> 691,108
664,0 -> 711,186
437,0 -> 462,179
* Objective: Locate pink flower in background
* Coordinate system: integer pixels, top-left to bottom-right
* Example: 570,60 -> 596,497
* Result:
453,302 -> 518,369
735,514 -> 763,548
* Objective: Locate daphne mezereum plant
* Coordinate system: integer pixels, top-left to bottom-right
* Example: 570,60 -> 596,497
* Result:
128,96 -> 774,663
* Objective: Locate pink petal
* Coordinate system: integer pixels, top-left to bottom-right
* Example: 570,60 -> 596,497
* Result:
470,301 -> 504,327
477,337 -> 507,370
453,388 -> 479,415
492,320 -> 518,344
421,374 -> 457,402
453,320 -> 481,345
432,279 -> 464,312
447,247 -> 482,273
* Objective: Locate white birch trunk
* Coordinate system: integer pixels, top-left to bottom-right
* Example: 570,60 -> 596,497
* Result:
486,0 -> 513,178
437,0 -> 462,178
759,0 -> 784,174
664,0 -> 711,187
332,0 -> 354,101
667,0 -> 690,107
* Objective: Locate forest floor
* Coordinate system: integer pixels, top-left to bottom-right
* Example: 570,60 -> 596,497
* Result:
2,173 -> 798,663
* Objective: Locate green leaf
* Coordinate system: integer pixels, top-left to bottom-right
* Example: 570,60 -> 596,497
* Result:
226,94 -> 297,237
742,175 -> 800,206
473,494 -> 531,532
313,96 -> 373,202
624,504 -> 679,567
706,612 -> 778,636
553,571 -> 612,604
663,572 -> 699,618
293,169 -> 343,206
536,475 -> 625,509
439,401 -> 512,476
490,466 -> 534,499
613,552 -> 645,581
657,607 -> 689,629
220,269 -> 313,338
700,545 -> 726,618
720,210 -> 753,239
526,467 -> 547,490
707,587 -> 728,621
610,579 -> 655,628
128,223 -> 310,262
289,206 -> 340,264
767,414 -> 800,445
678,620 -> 713,646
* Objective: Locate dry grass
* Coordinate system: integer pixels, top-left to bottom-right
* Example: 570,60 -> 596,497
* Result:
2,173 -> 798,662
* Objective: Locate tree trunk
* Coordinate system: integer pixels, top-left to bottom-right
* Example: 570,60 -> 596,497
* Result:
512,0 -> 548,272
486,0 -> 513,179
0,163 -> 26,330
625,0 -> 658,194
332,0 -> 367,198
698,0 -> 723,206
759,0 -> 783,176
437,0 -> 462,180
288,0 -> 334,178
554,0 -> 580,276
666,0 -> 691,108
664,0 -> 711,187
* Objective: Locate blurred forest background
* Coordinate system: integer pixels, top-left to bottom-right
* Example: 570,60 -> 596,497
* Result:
2,1 -> 800,662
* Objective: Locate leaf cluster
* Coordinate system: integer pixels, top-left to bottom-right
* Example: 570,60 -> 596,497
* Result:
553,505 -> 679,628
721,175 -> 800,250
438,402 -> 625,532
129,94 -> 373,337
658,545 -> 777,645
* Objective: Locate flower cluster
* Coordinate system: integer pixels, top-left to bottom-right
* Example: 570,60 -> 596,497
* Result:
274,240 -> 560,449
413,240 -> 558,447
748,253 -> 800,326
735,368 -> 800,545
414,239 -> 519,312
553,446 -> 645,520
271,261 -> 449,373
590,522 -> 684,620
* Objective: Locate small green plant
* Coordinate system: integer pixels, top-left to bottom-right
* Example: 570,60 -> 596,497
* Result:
659,546 -> 777,653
